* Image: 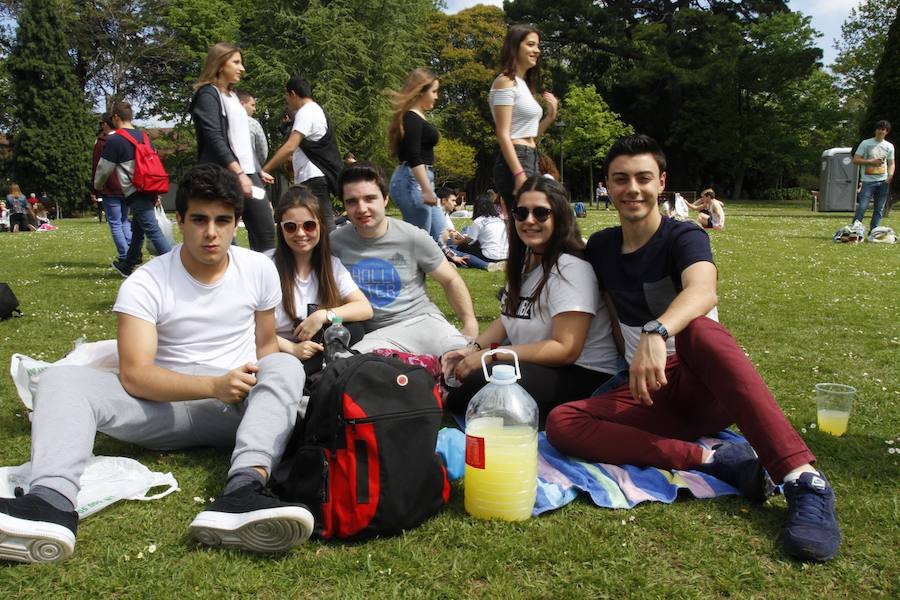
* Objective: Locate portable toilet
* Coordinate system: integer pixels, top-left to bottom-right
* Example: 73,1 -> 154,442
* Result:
818,148 -> 858,211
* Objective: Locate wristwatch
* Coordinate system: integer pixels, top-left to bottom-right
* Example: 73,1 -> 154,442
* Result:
641,320 -> 669,341
326,310 -> 337,324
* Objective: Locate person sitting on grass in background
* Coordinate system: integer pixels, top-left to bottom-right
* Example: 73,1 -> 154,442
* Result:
443,177 -> 620,425
6,183 -> 35,232
0,164 -> 314,564
688,188 -> 725,230
449,193 -> 509,272
330,161 -> 479,356
268,184 -> 373,377
0,201 -> 9,232
544,134 -> 840,563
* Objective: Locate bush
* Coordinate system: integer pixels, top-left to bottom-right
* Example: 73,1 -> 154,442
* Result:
761,187 -> 811,202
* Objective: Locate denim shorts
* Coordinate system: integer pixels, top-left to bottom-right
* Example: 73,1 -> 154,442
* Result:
493,145 -> 540,206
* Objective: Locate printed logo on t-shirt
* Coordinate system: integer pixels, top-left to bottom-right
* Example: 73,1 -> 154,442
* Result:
499,289 -> 534,320
389,252 -> 408,268
350,258 -> 402,308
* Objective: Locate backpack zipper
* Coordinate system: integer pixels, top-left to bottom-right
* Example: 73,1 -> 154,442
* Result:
343,407 -> 442,425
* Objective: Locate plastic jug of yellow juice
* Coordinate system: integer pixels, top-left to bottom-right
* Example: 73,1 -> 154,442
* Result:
464,350 -> 538,521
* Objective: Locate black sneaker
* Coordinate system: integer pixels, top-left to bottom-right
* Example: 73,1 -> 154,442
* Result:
698,442 -> 773,503
111,259 -> 132,278
188,481 -> 314,553
0,494 -> 78,563
782,472 -> 840,562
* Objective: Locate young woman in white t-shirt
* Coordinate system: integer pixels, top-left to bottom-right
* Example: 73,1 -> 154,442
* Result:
489,25 -> 558,215
449,194 -> 509,266
443,177 -> 620,424
270,186 -> 372,375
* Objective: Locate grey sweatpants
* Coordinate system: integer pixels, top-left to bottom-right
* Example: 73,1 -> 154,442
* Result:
29,352 -> 305,505
351,313 -> 469,356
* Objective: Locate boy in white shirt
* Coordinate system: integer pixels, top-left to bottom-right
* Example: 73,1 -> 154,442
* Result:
0,165 -> 313,564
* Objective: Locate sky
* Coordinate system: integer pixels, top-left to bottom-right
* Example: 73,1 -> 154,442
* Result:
442,0 -> 865,66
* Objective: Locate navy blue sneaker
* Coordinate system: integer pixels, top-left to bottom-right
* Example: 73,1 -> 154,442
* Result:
782,472 -> 840,562
189,481 -> 314,553
111,259 -> 132,278
0,493 -> 78,563
699,442 -> 774,502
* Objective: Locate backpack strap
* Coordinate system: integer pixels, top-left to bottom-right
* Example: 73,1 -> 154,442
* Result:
115,128 -> 146,147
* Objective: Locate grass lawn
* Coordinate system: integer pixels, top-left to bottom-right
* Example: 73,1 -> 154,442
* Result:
0,201 -> 898,598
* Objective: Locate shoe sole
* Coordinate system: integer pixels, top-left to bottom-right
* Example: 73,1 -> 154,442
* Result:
188,506 -> 314,553
0,512 -> 75,564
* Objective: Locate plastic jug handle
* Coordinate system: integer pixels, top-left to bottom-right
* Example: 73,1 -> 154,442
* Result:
480,349 -> 521,381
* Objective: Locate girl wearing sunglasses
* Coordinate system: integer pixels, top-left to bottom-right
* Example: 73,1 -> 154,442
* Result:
442,177 -> 620,425
270,186 -> 373,374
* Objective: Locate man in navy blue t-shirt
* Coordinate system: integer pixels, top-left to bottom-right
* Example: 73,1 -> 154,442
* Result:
94,100 -> 172,277
545,134 -> 840,563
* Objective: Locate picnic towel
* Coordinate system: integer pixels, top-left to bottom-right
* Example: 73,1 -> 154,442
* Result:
436,428 -> 749,516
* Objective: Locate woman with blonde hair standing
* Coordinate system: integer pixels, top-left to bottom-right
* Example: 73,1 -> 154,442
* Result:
490,25 -> 558,214
388,68 -> 444,240
189,42 -> 275,251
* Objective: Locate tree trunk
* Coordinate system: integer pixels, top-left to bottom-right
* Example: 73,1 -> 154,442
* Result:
731,164 -> 746,200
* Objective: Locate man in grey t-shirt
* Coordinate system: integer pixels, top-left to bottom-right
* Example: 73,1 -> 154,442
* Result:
330,162 -> 478,356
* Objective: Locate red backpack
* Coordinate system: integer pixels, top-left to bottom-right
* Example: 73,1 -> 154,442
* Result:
270,353 -> 450,540
115,129 -> 169,194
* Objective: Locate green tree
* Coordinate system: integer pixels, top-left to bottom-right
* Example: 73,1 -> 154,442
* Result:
8,0 -> 93,213
832,0 -> 899,130
433,137 -> 476,188
862,4 -> 900,194
557,84 -> 632,197
240,0 -> 436,167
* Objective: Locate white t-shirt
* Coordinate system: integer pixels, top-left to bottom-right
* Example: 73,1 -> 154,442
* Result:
291,102 -> 327,183
113,245 -> 281,371
499,254 -> 619,374
467,216 -> 508,260
219,90 -> 256,174
263,251 -> 360,340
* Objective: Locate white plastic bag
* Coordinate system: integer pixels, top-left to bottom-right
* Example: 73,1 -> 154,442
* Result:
0,456 -> 179,519
145,205 -> 175,256
10,339 -> 119,411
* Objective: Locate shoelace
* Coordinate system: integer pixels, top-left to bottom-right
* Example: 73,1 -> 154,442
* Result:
789,481 -> 829,522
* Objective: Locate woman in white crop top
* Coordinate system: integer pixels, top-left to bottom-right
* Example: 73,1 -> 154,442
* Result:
489,25 -> 558,214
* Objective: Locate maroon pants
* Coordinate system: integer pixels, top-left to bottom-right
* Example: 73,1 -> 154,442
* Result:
545,317 -> 814,483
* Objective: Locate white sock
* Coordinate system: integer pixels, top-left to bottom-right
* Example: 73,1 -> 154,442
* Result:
783,466 -> 817,484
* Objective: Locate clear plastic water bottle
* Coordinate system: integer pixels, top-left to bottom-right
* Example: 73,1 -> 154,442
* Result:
464,349 -> 539,521
323,316 -> 352,367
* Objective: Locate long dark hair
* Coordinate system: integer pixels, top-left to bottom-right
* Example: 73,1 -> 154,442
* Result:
273,185 -> 342,323
498,24 -> 541,92
502,176 -> 584,317
472,193 -> 498,219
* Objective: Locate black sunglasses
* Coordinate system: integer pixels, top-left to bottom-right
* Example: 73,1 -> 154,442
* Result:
512,206 -> 553,222
281,220 -> 318,234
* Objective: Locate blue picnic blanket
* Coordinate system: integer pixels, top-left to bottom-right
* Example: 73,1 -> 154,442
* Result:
436,428 -> 749,516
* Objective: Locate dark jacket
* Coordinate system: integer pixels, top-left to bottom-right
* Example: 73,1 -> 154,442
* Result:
91,133 -> 123,197
299,113 -> 344,196
189,83 -> 239,167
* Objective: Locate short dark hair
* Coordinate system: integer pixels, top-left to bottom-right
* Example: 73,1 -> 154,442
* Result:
111,100 -> 133,123
338,161 -> 388,201
286,76 -> 313,99
436,187 -> 455,201
875,119 -> 892,133
175,164 -> 244,218
100,113 -> 115,129
235,90 -> 253,104
604,134 -> 667,175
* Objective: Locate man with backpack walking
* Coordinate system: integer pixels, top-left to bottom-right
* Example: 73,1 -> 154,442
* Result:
94,100 -> 172,277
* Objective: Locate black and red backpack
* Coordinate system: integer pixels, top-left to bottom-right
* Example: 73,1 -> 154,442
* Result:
270,353 -> 450,540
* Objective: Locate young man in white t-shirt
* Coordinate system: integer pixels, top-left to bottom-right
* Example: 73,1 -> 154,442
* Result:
261,76 -> 342,232
0,165 -> 314,564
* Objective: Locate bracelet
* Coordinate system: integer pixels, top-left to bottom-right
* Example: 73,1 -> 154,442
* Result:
469,340 -> 482,351
513,170 -> 526,178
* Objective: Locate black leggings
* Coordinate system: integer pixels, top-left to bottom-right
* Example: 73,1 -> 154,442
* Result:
244,172 -> 276,252
446,360 -> 612,428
